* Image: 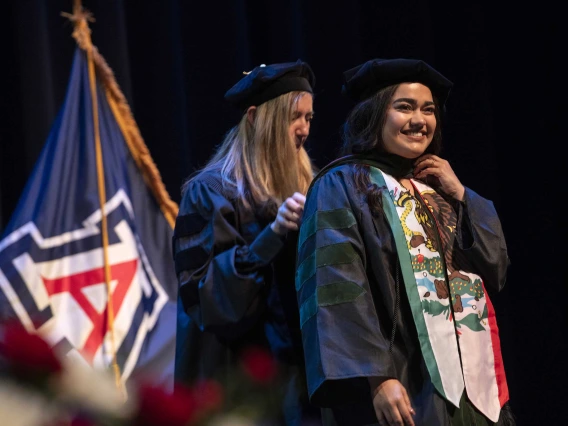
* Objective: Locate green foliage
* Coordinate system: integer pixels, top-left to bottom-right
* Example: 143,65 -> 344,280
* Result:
421,299 -> 449,317
456,313 -> 486,332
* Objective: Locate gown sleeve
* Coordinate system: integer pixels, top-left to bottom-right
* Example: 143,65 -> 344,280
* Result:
173,178 -> 285,339
453,187 -> 510,292
296,167 -> 397,407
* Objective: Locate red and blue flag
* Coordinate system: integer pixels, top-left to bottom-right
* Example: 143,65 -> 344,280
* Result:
0,37 -> 178,389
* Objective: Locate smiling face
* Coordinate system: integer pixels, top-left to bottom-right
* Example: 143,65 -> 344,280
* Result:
382,82 -> 437,159
289,93 -> 314,151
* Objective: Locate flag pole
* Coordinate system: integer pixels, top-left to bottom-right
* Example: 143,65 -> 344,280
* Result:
61,0 -> 179,396
62,0 -> 123,397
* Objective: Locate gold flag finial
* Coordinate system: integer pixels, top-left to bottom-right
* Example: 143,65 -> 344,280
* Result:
61,0 -> 96,49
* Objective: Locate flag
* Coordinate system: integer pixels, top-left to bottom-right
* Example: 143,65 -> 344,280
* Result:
0,11 -> 178,390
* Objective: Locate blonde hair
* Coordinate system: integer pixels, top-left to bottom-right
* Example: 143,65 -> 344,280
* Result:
183,91 -> 314,216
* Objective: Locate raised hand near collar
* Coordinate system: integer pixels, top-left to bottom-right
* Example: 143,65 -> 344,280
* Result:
413,154 -> 465,201
271,192 -> 306,235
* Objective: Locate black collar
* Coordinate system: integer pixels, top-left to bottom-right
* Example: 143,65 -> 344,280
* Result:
313,152 -> 414,183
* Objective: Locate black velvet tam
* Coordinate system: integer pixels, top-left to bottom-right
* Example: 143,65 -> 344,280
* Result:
341,58 -> 453,106
224,60 -> 315,110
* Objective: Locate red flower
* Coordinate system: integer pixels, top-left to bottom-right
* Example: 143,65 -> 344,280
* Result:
0,321 -> 62,377
240,346 -> 278,385
132,382 -> 197,426
44,416 -> 97,426
191,379 -> 224,422
69,416 -> 98,426
193,379 -> 224,413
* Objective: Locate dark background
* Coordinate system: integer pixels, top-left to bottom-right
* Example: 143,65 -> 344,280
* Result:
1,1 -> 563,424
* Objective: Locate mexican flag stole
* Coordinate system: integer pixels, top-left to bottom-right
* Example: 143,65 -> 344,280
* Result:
368,167 -> 508,422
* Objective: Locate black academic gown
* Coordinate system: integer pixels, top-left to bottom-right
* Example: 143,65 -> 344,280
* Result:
296,157 -> 510,426
173,169 -> 321,426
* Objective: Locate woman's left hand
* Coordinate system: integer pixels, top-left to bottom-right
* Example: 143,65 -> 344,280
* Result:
413,154 -> 465,201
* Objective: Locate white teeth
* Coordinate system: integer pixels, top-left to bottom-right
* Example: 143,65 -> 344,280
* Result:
407,132 -> 423,136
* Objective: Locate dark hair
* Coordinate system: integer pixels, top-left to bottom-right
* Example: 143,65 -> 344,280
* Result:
340,83 -> 444,214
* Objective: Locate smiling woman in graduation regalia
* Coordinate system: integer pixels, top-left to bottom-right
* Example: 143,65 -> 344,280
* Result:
295,58 -> 515,426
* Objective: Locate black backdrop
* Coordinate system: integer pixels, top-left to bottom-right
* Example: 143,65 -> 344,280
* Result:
1,1 -> 563,424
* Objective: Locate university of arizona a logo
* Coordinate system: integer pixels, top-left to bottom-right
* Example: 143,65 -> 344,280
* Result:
0,190 -> 169,379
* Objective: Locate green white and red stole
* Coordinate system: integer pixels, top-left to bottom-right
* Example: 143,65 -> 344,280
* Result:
369,167 -> 508,423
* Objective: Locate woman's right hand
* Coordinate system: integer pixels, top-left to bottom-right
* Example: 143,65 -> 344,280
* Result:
370,378 -> 415,426
270,192 -> 305,236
